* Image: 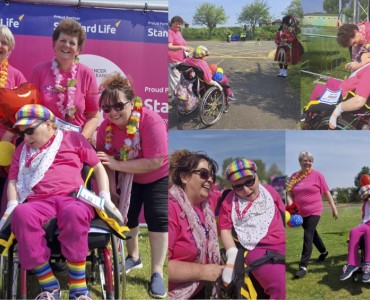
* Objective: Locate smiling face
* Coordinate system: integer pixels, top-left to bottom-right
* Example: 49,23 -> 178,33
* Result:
0,34 -> 11,64
171,21 -> 183,32
233,174 -> 260,201
53,33 -> 80,66
183,159 -> 214,205
299,155 -> 313,171
102,91 -> 134,129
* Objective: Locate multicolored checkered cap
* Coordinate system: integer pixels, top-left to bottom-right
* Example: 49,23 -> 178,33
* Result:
192,45 -> 209,59
225,158 -> 257,182
14,104 -> 55,127
359,184 -> 370,199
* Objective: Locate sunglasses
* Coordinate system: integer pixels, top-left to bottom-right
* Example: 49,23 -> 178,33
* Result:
18,121 -> 44,139
101,101 -> 130,113
193,168 -> 215,181
232,176 -> 256,191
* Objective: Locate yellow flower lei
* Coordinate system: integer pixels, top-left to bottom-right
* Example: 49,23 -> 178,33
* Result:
104,97 -> 142,161
287,169 -> 312,192
0,60 -> 8,88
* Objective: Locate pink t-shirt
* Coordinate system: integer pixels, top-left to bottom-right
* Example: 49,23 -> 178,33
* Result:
9,130 -> 100,199
29,62 -> 99,128
218,185 -> 285,247
96,107 -> 168,184
183,57 -> 213,83
168,193 -> 216,295
168,29 -> 187,63
0,64 -> 27,139
289,169 -> 330,217
341,65 -> 370,99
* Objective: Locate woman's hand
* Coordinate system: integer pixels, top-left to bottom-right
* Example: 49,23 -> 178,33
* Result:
200,264 -> 225,282
97,151 -> 117,171
332,207 -> 339,220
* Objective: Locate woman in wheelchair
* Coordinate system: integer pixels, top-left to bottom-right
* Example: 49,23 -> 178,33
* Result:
183,45 -> 236,109
168,150 -> 223,299
218,159 -> 286,299
339,185 -> 370,282
0,104 -> 117,300
329,52 -> 370,129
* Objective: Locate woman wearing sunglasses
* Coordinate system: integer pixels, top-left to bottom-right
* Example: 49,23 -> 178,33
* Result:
218,158 -> 286,299
29,18 -> 99,140
168,149 -> 223,299
286,151 -> 338,278
96,72 -> 168,298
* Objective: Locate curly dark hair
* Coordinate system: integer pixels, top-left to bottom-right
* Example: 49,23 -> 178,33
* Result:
52,18 -> 86,49
170,16 -> 184,26
99,72 -> 135,106
169,149 -> 218,188
337,23 -> 359,47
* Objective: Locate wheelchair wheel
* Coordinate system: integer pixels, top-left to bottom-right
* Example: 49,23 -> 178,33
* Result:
6,244 -> 20,300
112,236 -> 125,300
0,256 -> 7,299
312,116 -> 356,130
199,86 -> 225,126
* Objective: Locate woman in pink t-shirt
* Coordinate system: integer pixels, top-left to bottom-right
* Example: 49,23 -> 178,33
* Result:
168,150 -> 223,299
96,73 -> 168,298
286,151 -> 338,278
168,16 -> 192,98
218,158 -> 286,299
29,19 -> 99,140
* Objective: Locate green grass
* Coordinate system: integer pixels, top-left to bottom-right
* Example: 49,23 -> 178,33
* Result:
287,205 -> 370,299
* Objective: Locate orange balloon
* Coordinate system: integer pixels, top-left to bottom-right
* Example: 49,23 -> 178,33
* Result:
360,174 -> 370,187
209,64 -> 218,74
0,83 -> 40,131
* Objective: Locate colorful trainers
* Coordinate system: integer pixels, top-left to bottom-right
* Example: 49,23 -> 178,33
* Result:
35,288 -> 60,300
125,255 -> 143,274
316,251 -> 329,262
149,272 -> 167,298
340,264 -> 359,281
362,264 -> 370,282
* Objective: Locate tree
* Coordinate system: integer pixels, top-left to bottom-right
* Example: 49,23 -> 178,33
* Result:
238,0 -> 271,37
267,163 -> 283,180
192,2 -> 228,39
282,0 -> 303,20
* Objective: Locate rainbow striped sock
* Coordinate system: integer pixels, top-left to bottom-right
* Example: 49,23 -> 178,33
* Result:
67,260 -> 88,297
33,262 -> 59,291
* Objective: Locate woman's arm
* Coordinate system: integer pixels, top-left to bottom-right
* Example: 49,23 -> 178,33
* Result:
1,130 -> 16,142
323,191 -> 338,219
341,94 -> 368,112
169,260 -> 224,282
168,43 -> 191,52
286,191 -> 294,205
220,229 -> 236,250
81,111 -> 99,140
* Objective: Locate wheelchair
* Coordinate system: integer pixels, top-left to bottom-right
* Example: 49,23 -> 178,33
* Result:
174,63 -> 227,126
350,236 -> 366,282
0,166 -> 129,299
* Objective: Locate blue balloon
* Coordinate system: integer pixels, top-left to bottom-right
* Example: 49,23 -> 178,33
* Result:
289,214 -> 303,227
212,72 -> 223,82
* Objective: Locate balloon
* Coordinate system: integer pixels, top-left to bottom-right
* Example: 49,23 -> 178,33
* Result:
289,214 -> 303,227
360,174 -> 370,187
0,141 -> 15,166
285,211 -> 291,224
0,83 -> 40,131
212,72 -> 223,82
209,64 -> 218,74
217,67 -> 224,74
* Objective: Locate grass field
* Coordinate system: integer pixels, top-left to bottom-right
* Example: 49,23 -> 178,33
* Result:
287,204 -> 370,299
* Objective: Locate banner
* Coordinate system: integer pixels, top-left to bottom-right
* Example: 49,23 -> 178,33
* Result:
0,2 -> 168,122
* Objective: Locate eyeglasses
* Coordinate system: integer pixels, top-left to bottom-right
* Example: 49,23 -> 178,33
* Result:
101,102 -> 130,113
18,121 -> 44,139
232,176 -> 256,191
193,168 -> 215,181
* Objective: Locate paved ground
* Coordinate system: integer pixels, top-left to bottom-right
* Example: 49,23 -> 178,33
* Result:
168,40 -> 301,130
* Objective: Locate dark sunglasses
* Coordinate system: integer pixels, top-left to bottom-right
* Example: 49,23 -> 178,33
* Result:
232,176 -> 256,191
18,121 -> 44,139
101,101 -> 130,113
193,168 -> 215,181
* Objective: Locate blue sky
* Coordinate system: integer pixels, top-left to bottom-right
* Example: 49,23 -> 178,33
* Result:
302,0 -> 325,14
169,0 -> 295,27
169,130 -> 285,176
286,131 -> 370,189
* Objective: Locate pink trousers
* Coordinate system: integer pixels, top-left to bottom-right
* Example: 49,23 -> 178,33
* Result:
11,195 -> 94,270
348,224 -> 370,266
246,245 -> 286,300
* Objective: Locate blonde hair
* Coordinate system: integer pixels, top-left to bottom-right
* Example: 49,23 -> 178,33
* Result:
298,151 -> 314,163
0,25 -> 15,52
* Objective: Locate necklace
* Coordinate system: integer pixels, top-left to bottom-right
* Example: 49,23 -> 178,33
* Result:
287,169 -> 312,192
234,195 -> 254,220
0,60 -> 8,88
105,97 -> 142,161
51,58 -> 78,120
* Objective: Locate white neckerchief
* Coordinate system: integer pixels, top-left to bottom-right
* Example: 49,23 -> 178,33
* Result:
363,202 -> 370,224
232,184 -> 275,250
17,130 -> 63,201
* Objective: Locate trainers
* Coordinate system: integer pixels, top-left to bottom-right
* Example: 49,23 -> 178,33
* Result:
149,272 -> 167,298
340,264 -> 359,281
316,251 -> 329,262
35,288 -> 60,300
228,93 -> 237,101
71,291 -> 92,300
295,267 -> 307,278
125,255 -> 143,274
223,104 -> 230,113
362,264 -> 370,282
